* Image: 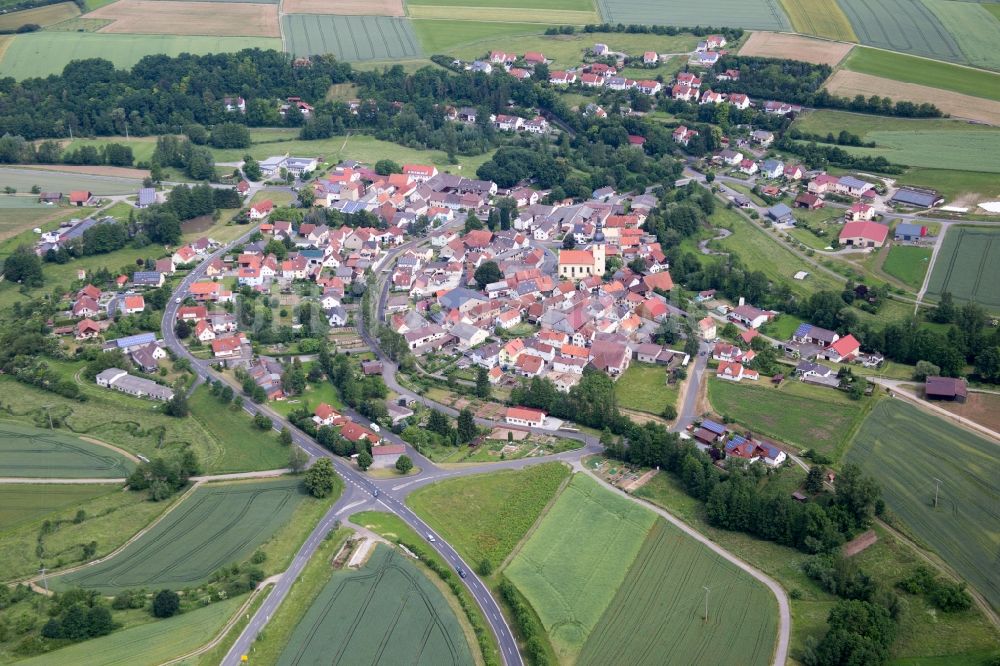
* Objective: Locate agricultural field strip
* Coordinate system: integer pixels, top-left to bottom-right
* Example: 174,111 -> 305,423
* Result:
0,2 -> 79,30
841,46 -> 1000,103
0,422 -> 135,478
835,0 -> 964,63
407,6 -> 600,22
846,400 -> 1000,610
54,479 -> 305,593
85,0 -> 281,37
275,545 -> 472,665
926,227 -> 1000,308
0,484 -> 113,531
778,0 -> 857,41
594,0 -> 790,30
828,130 -> 1000,173
737,31 -> 854,66
579,519 -> 778,666
921,0 -> 1000,71
282,14 -> 422,61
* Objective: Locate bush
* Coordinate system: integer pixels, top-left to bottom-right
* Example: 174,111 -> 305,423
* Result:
152,589 -> 180,618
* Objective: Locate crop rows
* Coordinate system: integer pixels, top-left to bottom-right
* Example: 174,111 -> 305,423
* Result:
846,400 -> 1000,610
277,546 -> 471,665
0,424 -> 134,478
595,0 -> 790,30
927,227 -> 1000,307
55,479 -> 305,593
835,0 -> 963,62
282,14 -> 421,61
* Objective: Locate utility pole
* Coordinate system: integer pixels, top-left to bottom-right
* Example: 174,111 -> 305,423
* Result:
933,478 -> 942,508
703,586 -> 710,622
44,405 -> 53,430
38,565 -> 48,593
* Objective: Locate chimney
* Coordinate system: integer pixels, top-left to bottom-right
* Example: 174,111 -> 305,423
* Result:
738,296 -> 745,307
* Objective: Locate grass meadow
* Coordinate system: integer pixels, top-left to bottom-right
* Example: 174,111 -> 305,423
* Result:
594,0 -> 790,30
579,518 -> 778,666
54,478 -> 308,593
276,545 -> 473,665
614,362 -> 679,415
778,0 -> 856,41
0,421 -> 135,478
0,483 -> 114,531
0,33 -> 280,79
188,386 -> 290,472
707,379 -> 872,461
882,245 -> 931,289
846,399 -> 1000,611
407,462 -> 570,570
926,226 -> 1000,308
17,595 -> 246,666
842,47 -> 1000,102
505,473 -> 656,659
898,168 -> 1000,206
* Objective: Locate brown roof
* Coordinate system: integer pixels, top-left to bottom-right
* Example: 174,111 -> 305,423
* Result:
925,376 -> 967,398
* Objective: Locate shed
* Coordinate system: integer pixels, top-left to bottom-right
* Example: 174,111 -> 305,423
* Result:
894,223 -> 927,241
766,203 -> 794,224
890,187 -> 943,208
924,376 -> 967,403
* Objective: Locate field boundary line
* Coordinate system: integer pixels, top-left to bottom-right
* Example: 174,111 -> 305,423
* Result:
159,582 -> 275,665
580,466 -> 790,666
77,435 -> 142,463
496,464 -> 573,573
0,477 -> 125,484
13,480 -> 203,588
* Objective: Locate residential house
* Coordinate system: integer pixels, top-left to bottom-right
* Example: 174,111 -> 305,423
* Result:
821,334 -> 861,363
839,221 -> 888,248
844,202 -> 875,222
698,316 -> 717,340
505,406 -> 546,428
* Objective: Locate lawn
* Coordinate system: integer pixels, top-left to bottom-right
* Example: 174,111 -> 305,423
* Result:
0,484 -> 114,531
188,386 -> 290,472
711,206 -> 841,297
760,313 -> 805,340
579,518 -> 778,666
707,378 -> 872,461
615,362 -> 679,416
0,33 -> 281,79
282,14 -> 421,61
594,0 -> 790,30
922,0 -> 1000,72
846,399 -> 1000,611
407,462 -> 570,570
269,377 -> 344,417
53,478 -> 308,593
276,545 -> 473,665
505,473 -> 656,660
0,421 -> 135,478
926,226 -> 1000,309
842,47 -> 1000,102
836,0 -> 963,63
0,483 -> 173,581
209,130 -> 495,174
882,245 -> 931,290
0,2 -> 78,30
17,595 -> 246,666
778,0 -> 856,41
62,136 -> 158,164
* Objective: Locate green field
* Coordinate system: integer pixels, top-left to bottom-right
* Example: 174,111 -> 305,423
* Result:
778,0 -> 857,41
282,15 -> 421,61
18,595 -> 245,666
505,473 -> 656,659
836,0 -> 963,63
882,245 -> 932,289
54,478 -> 307,593
897,168 -> 1000,204
926,226 -> 1000,308
0,33 -> 280,79
846,400 -> 1000,611
407,462 -> 569,570
842,47 -> 1000,102
835,131 -> 1000,173
276,544 -> 473,665
0,484 -> 114,531
615,362 -> 679,415
408,0 -> 591,8
793,109 -> 999,138
441,29 -> 700,64
188,386 -> 289,472
0,422 -> 135,478
579,518 -> 777,666
62,136 -> 158,164
595,0 -> 790,29
707,379 -> 870,460
411,19 -> 547,55
922,0 -> 1000,71
0,166 -> 143,195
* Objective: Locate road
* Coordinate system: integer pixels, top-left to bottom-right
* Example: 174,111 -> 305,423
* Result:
160,222 -> 790,666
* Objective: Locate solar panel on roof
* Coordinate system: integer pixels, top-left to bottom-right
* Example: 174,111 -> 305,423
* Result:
701,419 -> 726,435
115,332 -> 156,348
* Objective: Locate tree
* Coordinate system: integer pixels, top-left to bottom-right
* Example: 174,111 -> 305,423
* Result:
475,366 -> 491,399
174,319 -> 191,339
931,291 -> 955,323
3,244 -> 43,286
474,261 -> 502,290
357,450 -> 373,470
457,407 -> 477,444
152,590 -> 180,618
243,155 -> 263,181
209,123 -> 251,149
374,159 -> 401,175
806,466 -> 825,494
278,427 -> 293,446
288,446 -> 309,473
254,412 -> 272,430
913,360 -> 940,381
304,458 -> 336,497
464,213 -> 484,233
562,234 -> 576,249
164,391 -> 189,417
395,454 -> 413,474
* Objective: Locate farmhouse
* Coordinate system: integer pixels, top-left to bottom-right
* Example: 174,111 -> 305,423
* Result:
839,221 -> 888,248
924,376 -> 967,403
371,444 -> 406,469
95,368 -> 174,401
821,334 -> 861,363
729,303 -> 774,329
505,406 -> 546,428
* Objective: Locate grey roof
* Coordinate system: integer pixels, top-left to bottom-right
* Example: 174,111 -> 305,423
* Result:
894,223 -> 925,237
62,217 -> 113,241
439,287 -> 487,310
839,176 -> 871,190
113,332 -> 157,349
138,188 -> 156,206
132,271 -> 162,284
767,203 -> 794,220
762,159 -> 783,172
891,188 -> 940,207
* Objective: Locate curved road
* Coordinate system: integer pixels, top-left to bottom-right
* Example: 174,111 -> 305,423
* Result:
161,223 -> 789,666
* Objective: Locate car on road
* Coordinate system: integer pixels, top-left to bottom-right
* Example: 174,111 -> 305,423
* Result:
175,297 -> 182,304
427,533 -> 436,542
372,488 -> 379,498
456,566 -> 467,579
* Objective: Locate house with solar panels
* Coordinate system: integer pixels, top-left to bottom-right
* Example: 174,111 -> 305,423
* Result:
725,435 -> 786,467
